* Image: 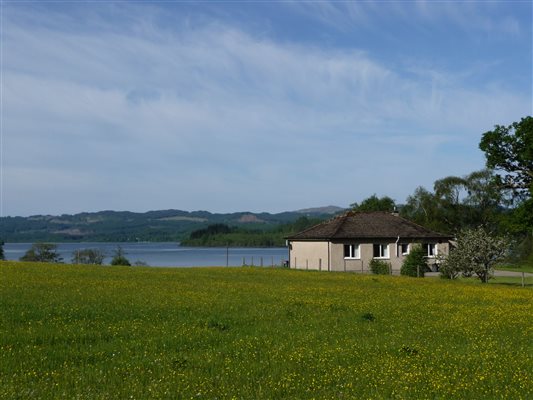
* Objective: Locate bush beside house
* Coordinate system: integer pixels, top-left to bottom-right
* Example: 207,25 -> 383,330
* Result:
400,246 -> 428,277
369,259 -> 390,275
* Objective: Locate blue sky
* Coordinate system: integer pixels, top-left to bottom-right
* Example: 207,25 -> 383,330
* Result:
2,1 -> 532,217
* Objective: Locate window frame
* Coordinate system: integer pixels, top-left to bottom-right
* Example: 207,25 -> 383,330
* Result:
423,243 -> 437,258
343,244 -> 360,259
373,243 -> 390,259
399,243 -> 410,256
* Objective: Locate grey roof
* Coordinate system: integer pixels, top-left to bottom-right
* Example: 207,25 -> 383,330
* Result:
287,211 -> 451,240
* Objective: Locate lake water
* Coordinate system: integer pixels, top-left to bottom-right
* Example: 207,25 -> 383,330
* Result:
3,242 -> 289,267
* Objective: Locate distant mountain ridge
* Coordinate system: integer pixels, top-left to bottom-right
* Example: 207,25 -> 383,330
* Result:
295,206 -> 345,215
0,207 -> 343,243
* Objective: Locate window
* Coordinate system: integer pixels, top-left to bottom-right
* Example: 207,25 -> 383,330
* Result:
423,243 -> 437,257
373,244 -> 389,258
344,244 -> 360,259
400,243 -> 409,255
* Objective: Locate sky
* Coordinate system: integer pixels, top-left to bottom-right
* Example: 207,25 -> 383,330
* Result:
1,1 -> 532,217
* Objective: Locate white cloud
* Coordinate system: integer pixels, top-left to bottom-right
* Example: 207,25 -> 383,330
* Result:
2,5 -> 530,215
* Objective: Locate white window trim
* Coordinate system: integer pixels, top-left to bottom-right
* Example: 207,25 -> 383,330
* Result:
400,243 -> 410,256
373,244 -> 390,259
424,243 -> 437,258
344,244 -> 360,259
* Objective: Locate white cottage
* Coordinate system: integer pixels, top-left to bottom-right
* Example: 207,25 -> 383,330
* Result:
286,211 -> 452,273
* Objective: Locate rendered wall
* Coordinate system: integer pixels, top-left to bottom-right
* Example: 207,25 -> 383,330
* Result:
293,240 -> 450,273
289,241 -> 330,271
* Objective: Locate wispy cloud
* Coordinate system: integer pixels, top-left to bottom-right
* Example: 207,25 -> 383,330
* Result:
289,1 -> 525,36
3,3 -> 531,215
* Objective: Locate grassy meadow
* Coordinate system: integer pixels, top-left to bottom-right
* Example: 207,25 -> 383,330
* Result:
1,262 -> 532,399
496,263 -> 533,274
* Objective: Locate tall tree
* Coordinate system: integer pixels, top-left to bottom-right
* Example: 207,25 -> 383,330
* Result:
462,169 -> 506,228
432,175 -> 468,231
402,170 -> 503,234
479,116 -> 533,198
351,194 -> 396,212
401,186 -> 447,232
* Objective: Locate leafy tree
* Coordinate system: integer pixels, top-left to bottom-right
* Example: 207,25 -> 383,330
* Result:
400,245 -> 427,277
498,198 -> 533,235
496,188 -> 533,263
110,246 -> 131,266
462,169 -> 507,227
401,187 -> 445,232
402,170 -> 504,234
71,248 -> 105,265
351,195 -> 396,212
479,116 -> 533,197
507,232 -> 533,265
432,175 -> 469,231
437,252 -> 462,280
440,227 -> 508,283
435,170 -> 505,231
20,243 -> 63,263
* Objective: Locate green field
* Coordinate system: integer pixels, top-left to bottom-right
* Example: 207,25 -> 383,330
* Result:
496,263 -> 533,274
1,262 -> 532,399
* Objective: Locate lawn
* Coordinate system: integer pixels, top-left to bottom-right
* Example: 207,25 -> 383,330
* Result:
496,262 -> 533,274
1,261 -> 532,399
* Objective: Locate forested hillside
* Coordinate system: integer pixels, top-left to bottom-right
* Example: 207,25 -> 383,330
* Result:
181,217 -> 324,247
0,209 -> 339,243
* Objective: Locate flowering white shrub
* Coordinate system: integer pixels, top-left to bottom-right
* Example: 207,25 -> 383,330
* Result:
440,227 -> 509,282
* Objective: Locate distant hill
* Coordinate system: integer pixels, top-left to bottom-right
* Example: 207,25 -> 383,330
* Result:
295,206 -> 345,215
0,208 -> 337,243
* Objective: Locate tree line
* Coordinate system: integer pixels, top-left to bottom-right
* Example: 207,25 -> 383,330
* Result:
11,243 -> 141,266
181,217 -> 324,247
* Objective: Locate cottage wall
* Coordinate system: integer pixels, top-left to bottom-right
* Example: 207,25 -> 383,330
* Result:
291,240 -> 450,273
289,241 -> 330,271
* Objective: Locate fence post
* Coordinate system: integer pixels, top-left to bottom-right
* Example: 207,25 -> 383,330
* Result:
522,272 -> 525,288
319,258 -> 322,271
271,256 -> 274,267
390,263 -> 392,275
417,265 -> 420,277
344,259 -> 346,272
251,256 -> 254,267
361,261 -> 364,274
306,259 -> 308,270
242,257 -> 245,266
